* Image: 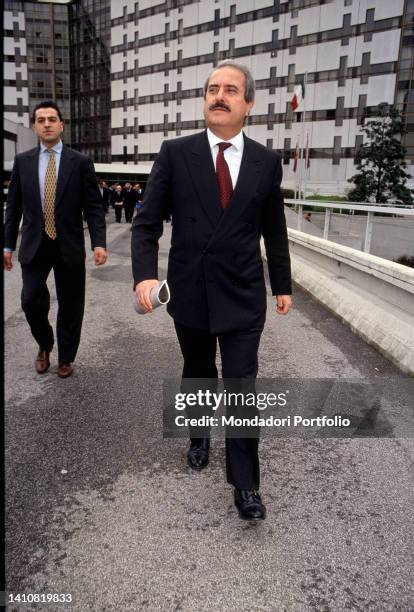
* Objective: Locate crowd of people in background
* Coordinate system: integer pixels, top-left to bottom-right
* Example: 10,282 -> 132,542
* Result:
3,177 -> 145,225
97,180 -> 144,223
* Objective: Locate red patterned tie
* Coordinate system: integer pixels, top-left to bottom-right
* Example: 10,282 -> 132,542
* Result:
216,142 -> 233,209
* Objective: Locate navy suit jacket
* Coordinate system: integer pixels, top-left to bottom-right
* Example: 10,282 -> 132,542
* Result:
5,144 -> 106,266
131,130 -> 291,333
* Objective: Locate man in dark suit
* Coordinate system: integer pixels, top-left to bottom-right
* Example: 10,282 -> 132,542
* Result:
122,182 -> 136,223
98,180 -> 110,213
4,101 -> 107,378
132,61 -> 292,520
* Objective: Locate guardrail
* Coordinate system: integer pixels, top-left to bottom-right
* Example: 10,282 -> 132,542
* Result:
285,199 -> 414,254
285,228 -> 414,375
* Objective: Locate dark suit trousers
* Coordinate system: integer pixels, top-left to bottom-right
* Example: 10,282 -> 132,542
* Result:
124,202 -> 134,223
174,321 -> 262,490
20,234 -> 85,364
114,205 -> 123,223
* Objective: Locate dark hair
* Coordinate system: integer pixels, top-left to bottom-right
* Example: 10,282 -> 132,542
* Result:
32,100 -> 63,123
203,60 -> 255,103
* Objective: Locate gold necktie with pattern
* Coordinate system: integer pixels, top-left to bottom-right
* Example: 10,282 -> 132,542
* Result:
44,149 -> 57,240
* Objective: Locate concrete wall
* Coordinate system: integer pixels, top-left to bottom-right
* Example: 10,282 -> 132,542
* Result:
284,229 -> 414,375
4,118 -> 37,166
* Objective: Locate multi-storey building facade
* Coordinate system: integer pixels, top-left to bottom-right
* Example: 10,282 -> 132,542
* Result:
4,5 -> 36,160
4,5 -> 30,129
110,0 -> 414,194
3,0 -> 413,195
69,0 -> 112,162
4,1 -> 72,142
3,0 -> 112,163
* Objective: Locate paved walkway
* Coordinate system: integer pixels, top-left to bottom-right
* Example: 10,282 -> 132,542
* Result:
5,213 -> 414,611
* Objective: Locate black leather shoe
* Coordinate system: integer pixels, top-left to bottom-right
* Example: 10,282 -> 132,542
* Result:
187,438 -> 210,470
234,489 -> 266,520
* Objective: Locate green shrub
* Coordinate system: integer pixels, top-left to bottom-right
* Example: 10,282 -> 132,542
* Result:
281,188 -> 295,199
395,255 -> 414,268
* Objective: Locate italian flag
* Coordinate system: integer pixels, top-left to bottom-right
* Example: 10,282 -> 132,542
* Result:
290,80 -> 305,111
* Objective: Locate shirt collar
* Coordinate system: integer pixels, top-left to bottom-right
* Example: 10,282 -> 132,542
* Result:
207,128 -> 244,152
40,140 -> 63,154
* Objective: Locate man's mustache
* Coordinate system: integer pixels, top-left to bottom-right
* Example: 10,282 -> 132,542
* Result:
209,103 -> 231,112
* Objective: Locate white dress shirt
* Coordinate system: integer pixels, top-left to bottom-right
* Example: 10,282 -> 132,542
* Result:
4,139 -> 105,253
206,128 -> 244,189
4,140 -> 63,253
39,140 -> 63,211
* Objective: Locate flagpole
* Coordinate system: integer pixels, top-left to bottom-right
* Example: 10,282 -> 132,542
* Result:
301,72 -> 307,200
293,138 -> 299,202
291,79 -> 305,202
298,131 -> 303,202
294,140 -> 297,201
294,139 -> 296,200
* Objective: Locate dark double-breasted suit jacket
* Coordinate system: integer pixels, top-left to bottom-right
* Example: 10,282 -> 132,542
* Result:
5,144 -> 106,265
132,130 -> 291,333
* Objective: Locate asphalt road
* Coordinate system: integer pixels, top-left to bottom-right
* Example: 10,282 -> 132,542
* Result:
5,212 -> 414,611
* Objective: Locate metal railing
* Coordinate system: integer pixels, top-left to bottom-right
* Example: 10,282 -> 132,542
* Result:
285,199 -> 414,253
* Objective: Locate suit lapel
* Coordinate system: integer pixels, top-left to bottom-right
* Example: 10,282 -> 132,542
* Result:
56,145 -> 75,206
28,148 -> 42,212
183,131 -> 223,228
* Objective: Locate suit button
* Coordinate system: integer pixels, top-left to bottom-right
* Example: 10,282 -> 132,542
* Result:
202,248 -> 208,255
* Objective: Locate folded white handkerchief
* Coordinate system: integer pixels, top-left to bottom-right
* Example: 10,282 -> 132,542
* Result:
132,280 -> 170,314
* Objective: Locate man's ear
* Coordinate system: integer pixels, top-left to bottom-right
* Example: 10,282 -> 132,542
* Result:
246,101 -> 254,116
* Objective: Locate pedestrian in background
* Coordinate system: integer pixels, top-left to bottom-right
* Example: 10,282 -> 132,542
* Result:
122,182 -> 136,223
108,183 -> 117,208
113,184 -> 124,223
133,183 -> 143,216
98,180 -> 110,213
4,100 -> 107,378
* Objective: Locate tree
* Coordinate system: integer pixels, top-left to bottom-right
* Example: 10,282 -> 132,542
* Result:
348,103 -> 413,204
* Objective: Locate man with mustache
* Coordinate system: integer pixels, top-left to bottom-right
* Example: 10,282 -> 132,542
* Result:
132,61 -> 292,520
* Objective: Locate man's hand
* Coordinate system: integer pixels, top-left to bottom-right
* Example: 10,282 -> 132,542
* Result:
94,247 -> 107,266
3,252 -> 13,271
275,294 -> 292,315
136,279 -> 159,313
